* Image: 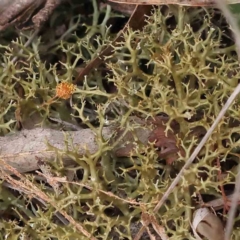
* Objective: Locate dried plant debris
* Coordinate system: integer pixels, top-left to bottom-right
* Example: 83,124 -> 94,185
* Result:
0,0 -> 63,31
192,208 -> 224,240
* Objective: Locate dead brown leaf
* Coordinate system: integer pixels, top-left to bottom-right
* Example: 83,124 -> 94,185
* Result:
147,117 -> 182,165
192,208 -> 224,240
148,125 -> 179,165
114,116 -> 182,165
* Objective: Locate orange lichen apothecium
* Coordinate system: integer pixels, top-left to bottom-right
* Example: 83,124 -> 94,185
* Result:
55,82 -> 76,99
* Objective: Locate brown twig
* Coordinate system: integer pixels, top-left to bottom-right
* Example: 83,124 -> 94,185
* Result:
0,157 -> 96,240
216,157 -> 230,215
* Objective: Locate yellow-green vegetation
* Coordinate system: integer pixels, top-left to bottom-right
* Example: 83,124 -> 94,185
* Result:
1,0 -> 240,239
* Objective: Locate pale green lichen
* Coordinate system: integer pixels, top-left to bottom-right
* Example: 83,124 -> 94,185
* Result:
1,1 -> 240,239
